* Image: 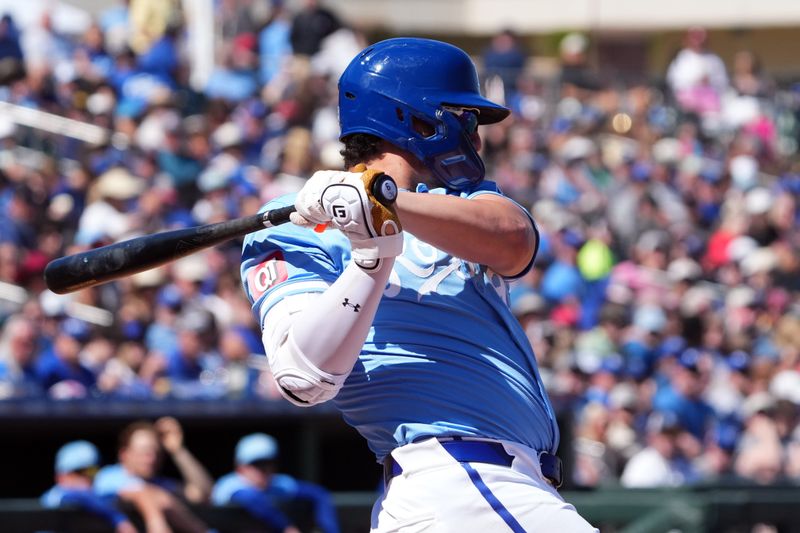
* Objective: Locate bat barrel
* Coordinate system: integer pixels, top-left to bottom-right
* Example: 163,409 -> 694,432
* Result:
44,212 -> 277,294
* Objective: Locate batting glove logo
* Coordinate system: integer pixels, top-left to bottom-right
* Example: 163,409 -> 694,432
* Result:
332,204 -> 348,219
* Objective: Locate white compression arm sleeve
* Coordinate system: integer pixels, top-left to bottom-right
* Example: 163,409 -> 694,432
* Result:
291,258 -> 394,374
262,258 -> 394,405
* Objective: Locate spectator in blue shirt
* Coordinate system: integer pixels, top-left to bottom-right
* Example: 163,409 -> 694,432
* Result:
41,440 -> 136,533
212,433 -> 340,533
34,318 -> 97,397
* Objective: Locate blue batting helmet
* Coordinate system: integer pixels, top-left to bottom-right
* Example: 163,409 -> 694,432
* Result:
338,38 -> 510,190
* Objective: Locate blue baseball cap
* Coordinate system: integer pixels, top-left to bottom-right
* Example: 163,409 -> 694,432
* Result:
55,440 -> 99,474
658,336 -> 687,359
678,348 -> 702,371
727,350 -> 750,372
59,318 -> 92,343
235,433 -> 278,465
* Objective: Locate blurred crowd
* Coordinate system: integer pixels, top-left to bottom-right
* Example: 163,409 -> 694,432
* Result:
0,0 -> 798,491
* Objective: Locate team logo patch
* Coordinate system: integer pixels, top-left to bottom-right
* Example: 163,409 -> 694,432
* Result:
248,251 -> 288,300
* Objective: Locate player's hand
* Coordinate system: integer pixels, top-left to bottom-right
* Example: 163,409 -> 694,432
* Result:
293,167 -> 403,270
155,416 -> 184,454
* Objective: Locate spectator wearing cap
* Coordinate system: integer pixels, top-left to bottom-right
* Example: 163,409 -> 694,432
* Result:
212,432 -> 340,533
482,29 -> 527,101
620,410 -> 699,487
734,392 -> 786,485
706,350 -> 753,417
539,228 -> 586,305
0,314 -> 42,398
0,184 -> 38,251
144,284 -> 183,358
34,318 -> 97,397
97,341 -> 152,399
77,167 -> 145,242
217,325 -> 264,399
510,287 -> 549,350
41,440 -> 136,533
571,402 -> 620,488
165,307 -> 225,399
95,418 -> 212,532
652,348 -> 716,441
693,419 -> 743,483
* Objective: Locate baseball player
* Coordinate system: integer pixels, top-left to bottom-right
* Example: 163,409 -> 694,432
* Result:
41,440 -> 136,533
212,432 -> 340,533
241,38 -> 597,532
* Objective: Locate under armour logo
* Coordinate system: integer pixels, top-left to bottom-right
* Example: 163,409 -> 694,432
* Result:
332,205 -> 347,218
342,298 -> 360,312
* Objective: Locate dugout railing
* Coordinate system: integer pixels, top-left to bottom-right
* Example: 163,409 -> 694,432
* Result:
1,485 -> 800,533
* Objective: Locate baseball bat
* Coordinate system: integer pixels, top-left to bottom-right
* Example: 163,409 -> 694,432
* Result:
44,174 -> 399,294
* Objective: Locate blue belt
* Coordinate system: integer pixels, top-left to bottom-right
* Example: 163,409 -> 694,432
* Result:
383,438 -> 563,488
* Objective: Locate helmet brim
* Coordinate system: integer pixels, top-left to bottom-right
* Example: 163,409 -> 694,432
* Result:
440,93 -> 510,125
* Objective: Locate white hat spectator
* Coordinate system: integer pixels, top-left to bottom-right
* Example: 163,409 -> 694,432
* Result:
559,136 -> 595,162
726,236 -> 759,263
633,305 -> 667,333
173,254 -> 210,283
95,167 -> 145,201
680,285 -> 716,316
212,122 -> 244,150
560,32 -> 588,56
609,383 -> 638,411
667,257 -> 702,282
769,370 -> 800,404
729,155 -> 759,191
652,137 -> 681,165
726,285 -> 756,309
741,391 -> 776,418
740,248 -> 777,277
744,187 -> 772,216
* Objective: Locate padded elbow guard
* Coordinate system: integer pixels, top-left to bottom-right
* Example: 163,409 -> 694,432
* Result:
269,331 -> 349,406
261,294 -> 349,407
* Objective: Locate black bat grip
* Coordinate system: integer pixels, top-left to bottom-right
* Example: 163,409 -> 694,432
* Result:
371,173 -> 399,206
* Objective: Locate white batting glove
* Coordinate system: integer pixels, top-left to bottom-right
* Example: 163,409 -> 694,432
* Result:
292,169 -> 403,271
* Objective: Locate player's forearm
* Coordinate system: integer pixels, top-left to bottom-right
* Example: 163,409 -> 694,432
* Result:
395,191 -> 535,276
291,259 -> 393,375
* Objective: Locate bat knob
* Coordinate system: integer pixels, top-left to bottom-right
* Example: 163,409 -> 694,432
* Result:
371,174 -> 398,206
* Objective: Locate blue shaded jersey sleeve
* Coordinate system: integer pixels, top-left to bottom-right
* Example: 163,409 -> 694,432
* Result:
241,194 -> 351,327
452,180 -> 539,279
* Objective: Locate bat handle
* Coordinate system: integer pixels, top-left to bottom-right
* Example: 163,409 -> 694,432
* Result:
262,205 -> 297,228
371,173 -> 399,205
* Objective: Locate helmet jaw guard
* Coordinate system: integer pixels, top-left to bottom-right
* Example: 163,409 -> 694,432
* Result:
409,106 -> 486,191
338,38 -> 508,191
